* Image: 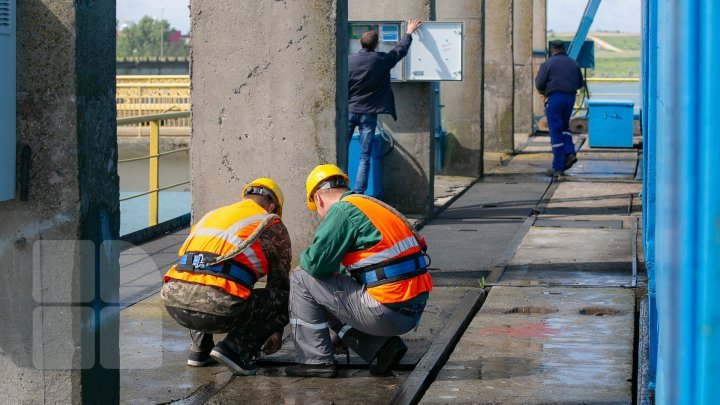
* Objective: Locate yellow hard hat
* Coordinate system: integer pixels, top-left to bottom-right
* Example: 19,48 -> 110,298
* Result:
242,177 -> 284,217
305,164 -> 349,211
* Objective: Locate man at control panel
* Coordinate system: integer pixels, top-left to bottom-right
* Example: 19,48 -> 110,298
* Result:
347,19 -> 422,194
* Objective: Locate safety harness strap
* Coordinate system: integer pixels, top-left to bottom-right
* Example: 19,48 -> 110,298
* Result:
349,253 -> 428,288
176,252 -> 258,290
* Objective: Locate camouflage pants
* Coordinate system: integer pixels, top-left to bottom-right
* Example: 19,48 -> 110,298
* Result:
165,288 -> 289,356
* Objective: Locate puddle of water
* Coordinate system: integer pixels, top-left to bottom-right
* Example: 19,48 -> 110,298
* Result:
505,306 -> 558,314
479,322 -> 557,338
579,307 -> 623,316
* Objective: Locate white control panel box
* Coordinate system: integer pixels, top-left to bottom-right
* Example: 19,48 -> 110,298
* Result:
406,22 -> 463,81
349,21 -> 463,82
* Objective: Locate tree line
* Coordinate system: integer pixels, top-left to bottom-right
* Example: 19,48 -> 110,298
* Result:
117,16 -> 189,58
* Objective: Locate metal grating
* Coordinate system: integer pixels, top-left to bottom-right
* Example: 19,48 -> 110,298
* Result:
0,0 -> 11,35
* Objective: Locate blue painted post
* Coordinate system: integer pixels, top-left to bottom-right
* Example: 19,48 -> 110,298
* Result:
653,0 -> 720,403
696,1 -> 720,402
641,0 -> 658,390
653,0 -> 680,401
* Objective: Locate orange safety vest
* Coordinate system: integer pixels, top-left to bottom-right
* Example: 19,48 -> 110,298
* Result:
339,195 -> 432,304
163,199 -> 278,300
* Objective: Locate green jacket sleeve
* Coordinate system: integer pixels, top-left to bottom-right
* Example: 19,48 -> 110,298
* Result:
299,204 -> 357,278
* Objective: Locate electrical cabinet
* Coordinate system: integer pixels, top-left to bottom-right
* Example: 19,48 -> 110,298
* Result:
0,0 -> 15,201
349,20 -> 463,82
349,22 -> 405,81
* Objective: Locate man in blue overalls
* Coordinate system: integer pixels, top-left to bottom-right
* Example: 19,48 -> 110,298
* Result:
535,40 -> 584,177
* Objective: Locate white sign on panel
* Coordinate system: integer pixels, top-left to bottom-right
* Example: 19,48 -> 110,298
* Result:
406,22 -> 463,81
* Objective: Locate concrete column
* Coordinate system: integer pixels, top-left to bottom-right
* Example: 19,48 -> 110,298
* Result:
436,1 -> 484,177
513,0 -> 534,136
190,0 -> 348,255
0,0 -> 119,402
484,0 -> 514,153
348,0 -> 435,217
532,0 -> 547,127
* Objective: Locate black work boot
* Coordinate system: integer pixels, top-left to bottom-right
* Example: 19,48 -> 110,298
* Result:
285,363 -> 338,378
210,341 -> 257,376
564,153 -> 578,170
187,351 -> 217,367
545,169 -> 564,178
369,336 -> 408,376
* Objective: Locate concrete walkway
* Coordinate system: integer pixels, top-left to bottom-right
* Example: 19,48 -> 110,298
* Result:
422,135 -> 642,404
118,134 -> 643,404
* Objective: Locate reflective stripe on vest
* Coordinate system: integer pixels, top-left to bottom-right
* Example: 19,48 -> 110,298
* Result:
163,199 -> 277,299
339,195 -> 432,304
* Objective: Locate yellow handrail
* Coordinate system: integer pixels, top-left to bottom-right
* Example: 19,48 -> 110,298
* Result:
586,77 -> 640,83
117,111 -> 190,125
118,111 -> 191,227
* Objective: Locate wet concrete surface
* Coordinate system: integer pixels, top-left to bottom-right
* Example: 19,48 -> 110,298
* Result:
422,218 -> 522,284
437,180 -> 550,220
433,175 -> 478,210
501,227 -> 633,286
119,287 -> 476,404
119,231 -> 187,306
565,151 -> 638,180
421,286 -> 635,404
485,152 -> 553,177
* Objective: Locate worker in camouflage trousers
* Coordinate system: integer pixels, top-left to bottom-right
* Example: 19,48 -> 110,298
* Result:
161,178 -> 292,376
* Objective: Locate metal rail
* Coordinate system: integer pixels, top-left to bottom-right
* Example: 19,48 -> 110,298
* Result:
118,112 -> 191,227
586,78 -> 640,83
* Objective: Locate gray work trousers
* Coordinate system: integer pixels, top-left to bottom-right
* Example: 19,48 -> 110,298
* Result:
289,267 -> 423,365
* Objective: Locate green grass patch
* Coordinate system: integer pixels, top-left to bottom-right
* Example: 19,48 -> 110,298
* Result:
547,33 -> 640,78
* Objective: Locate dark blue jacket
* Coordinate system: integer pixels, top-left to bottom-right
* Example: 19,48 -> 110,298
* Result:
535,51 -> 584,96
348,34 -> 413,120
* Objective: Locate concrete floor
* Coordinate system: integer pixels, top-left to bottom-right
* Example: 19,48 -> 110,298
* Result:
118,133 -> 643,404
421,286 -> 635,404
421,135 -> 642,404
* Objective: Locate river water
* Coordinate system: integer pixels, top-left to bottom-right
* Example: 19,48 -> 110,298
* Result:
119,149 -> 190,235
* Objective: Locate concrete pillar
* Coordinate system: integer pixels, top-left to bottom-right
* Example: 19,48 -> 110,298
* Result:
189,0 -> 348,255
0,0 -> 119,402
436,1 -> 484,177
532,0 -> 548,128
348,0 -> 435,217
513,0 -> 534,136
484,0 -> 514,153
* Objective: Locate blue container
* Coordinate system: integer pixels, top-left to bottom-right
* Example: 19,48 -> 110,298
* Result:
348,132 -> 382,197
587,100 -> 635,148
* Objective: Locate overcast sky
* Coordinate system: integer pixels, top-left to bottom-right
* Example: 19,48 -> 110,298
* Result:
548,0 -> 640,33
117,0 -> 641,35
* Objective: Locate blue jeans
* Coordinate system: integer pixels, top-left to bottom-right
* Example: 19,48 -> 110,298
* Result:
348,112 -> 378,194
545,92 -> 577,171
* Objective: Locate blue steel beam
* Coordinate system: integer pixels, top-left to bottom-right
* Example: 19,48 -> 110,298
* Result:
652,0 -> 720,403
641,0 -> 658,390
654,0 -> 681,401
567,0 -> 602,61
697,1 -> 720,401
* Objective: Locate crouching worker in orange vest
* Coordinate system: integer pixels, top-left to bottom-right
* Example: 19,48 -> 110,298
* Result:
285,164 -> 432,378
161,178 -> 292,376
